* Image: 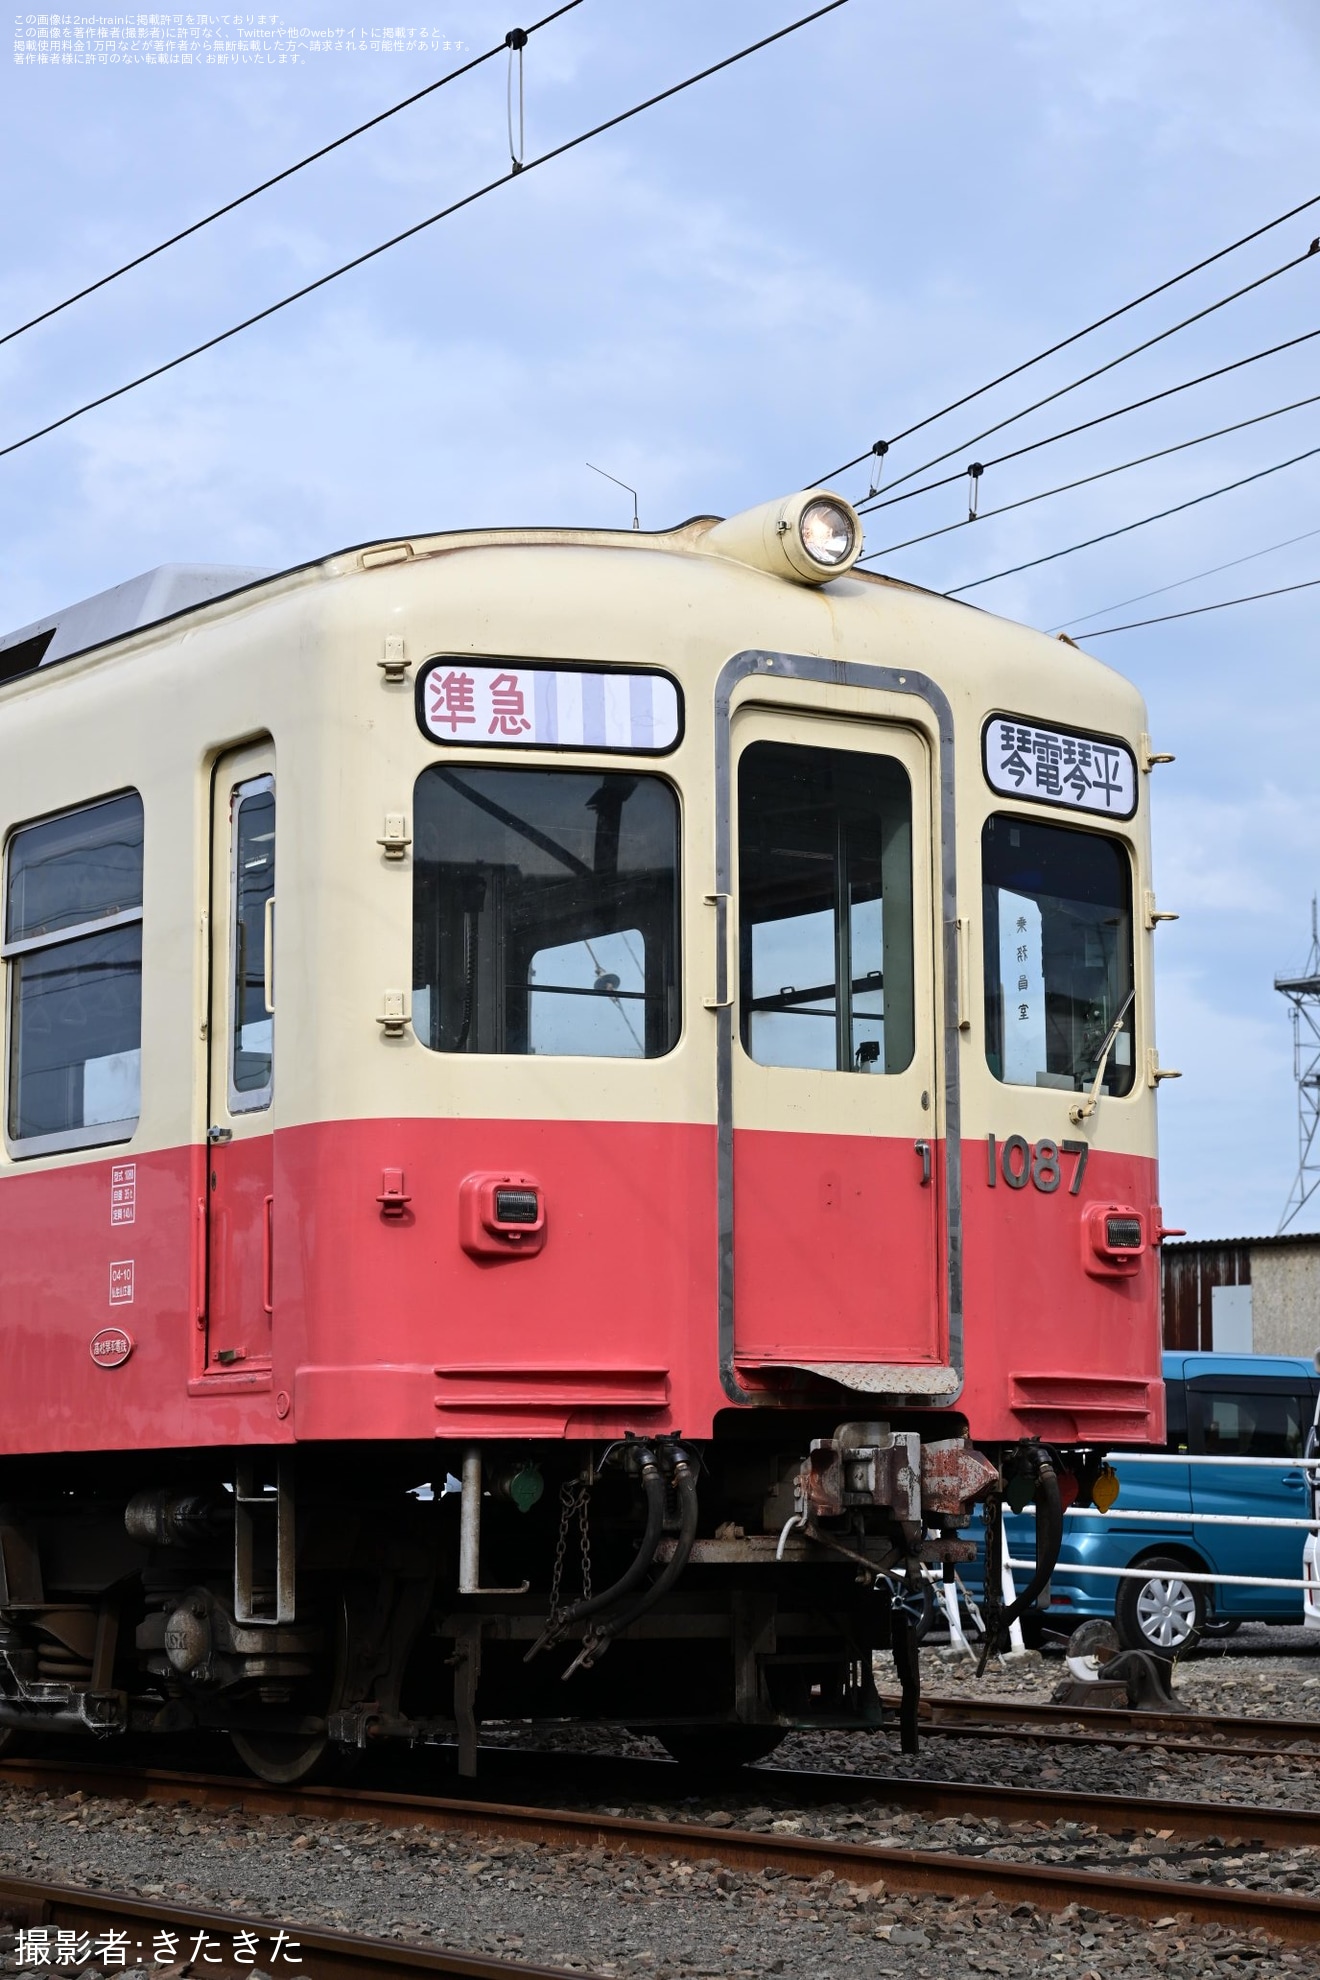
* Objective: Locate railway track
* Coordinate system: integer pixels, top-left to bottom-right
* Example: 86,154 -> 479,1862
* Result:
0,1874 -> 557,1977
870,1689 -> 1320,1758
3,1754 -> 1320,1948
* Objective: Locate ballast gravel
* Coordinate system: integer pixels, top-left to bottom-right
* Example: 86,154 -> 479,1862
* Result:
0,1642 -> 1317,1978
0,1787 -> 1317,1980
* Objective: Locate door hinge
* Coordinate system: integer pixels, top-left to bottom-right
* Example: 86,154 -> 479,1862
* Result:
378,635 -> 410,683
377,990 -> 410,1038
377,812 -> 412,860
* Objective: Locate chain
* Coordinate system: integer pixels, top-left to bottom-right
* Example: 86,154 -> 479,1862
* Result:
547,1480 -> 576,1621
546,1475 -> 592,1626
577,1480 -> 593,1606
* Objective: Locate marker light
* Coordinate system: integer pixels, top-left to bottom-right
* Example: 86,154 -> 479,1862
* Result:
798,498 -> 856,568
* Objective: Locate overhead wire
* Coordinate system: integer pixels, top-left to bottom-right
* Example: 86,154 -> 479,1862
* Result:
1053,523 -> 1320,631
0,3 -> 584,352
851,236 -> 1320,509
857,324 -> 1320,517
860,390 -> 1320,559
941,438 -> 1320,596
1077,573 -> 1320,637
0,0 -> 851,467
814,189 -> 1320,484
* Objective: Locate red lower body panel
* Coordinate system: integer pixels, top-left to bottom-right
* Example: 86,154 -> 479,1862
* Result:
0,1119 -> 1162,1454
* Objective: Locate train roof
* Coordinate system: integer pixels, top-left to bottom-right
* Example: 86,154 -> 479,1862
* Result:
0,496 -> 1051,696
0,562 -> 274,680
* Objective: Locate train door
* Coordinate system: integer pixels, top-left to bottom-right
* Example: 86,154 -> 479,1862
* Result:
205,743 -> 277,1373
730,706 -> 945,1384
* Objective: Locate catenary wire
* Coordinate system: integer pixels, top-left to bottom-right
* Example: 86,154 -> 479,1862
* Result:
1077,573 -> 1320,636
857,324 -> 1320,516
814,190 -> 1320,483
941,438 -> 1320,596
0,0 -> 851,466
860,390 -> 1320,558
855,237 -> 1320,509
0,4 -> 583,352
1054,523 -> 1320,631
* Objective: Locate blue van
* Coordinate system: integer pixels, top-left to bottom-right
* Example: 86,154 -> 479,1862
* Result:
993,1352 -> 1320,1654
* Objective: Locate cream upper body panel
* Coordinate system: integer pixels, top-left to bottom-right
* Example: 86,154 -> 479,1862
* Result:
0,522 -> 1160,1167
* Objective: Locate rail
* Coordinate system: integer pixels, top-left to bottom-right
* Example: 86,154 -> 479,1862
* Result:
3,1757 -> 1320,1947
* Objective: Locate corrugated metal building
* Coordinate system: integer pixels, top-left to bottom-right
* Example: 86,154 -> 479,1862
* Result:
1162,1232 -> 1320,1359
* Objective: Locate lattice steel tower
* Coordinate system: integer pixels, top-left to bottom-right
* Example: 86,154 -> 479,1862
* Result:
1276,896 -> 1320,1233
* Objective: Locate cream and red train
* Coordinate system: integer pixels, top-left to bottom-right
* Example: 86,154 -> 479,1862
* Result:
0,488 -> 1172,1779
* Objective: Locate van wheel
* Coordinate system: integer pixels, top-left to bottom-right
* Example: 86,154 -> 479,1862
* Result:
1200,1616 -> 1241,1639
1115,1555 -> 1205,1658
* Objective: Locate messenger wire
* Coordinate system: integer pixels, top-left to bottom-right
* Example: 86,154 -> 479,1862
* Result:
857,324 -> 1320,517
1076,573 -> 1320,636
860,389 -> 1320,559
855,237 -> 1320,510
940,439 -> 1320,596
0,0 -> 852,465
814,190 -> 1320,483
0,2 -> 585,351
1053,524 -> 1320,631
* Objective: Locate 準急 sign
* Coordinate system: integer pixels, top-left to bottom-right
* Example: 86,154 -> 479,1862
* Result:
418,661 -> 681,754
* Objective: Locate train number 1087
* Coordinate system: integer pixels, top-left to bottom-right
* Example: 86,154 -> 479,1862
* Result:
986,1133 -> 1089,1196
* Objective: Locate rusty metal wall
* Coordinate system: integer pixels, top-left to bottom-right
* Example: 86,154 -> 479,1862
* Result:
1161,1243 -> 1252,1351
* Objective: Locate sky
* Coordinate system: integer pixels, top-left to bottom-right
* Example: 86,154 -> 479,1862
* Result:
2,0 -> 1319,1238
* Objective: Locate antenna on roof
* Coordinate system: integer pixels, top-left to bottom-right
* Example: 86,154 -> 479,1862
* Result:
1275,894 -> 1320,1233
586,462 -> 640,530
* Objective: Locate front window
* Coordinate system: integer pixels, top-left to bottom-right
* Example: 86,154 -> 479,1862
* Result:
738,741 -> 914,1074
4,792 -> 144,1150
412,766 -> 680,1058
982,813 -> 1134,1094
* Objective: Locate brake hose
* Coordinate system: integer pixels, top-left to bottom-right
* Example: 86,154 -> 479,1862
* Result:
563,1452 -> 699,1676
525,1450 -> 666,1660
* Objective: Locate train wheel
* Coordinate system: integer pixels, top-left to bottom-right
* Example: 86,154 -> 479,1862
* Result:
229,1726 -> 340,1786
655,1727 -> 784,1772
230,1596 -> 356,1786
1115,1555 -> 1204,1658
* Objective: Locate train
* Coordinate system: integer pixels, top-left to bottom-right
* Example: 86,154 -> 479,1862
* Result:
0,486 -> 1174,1782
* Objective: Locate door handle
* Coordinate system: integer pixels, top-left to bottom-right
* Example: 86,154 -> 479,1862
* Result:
263,896 -> 276,1015
263,1194 -> 274,1316
914,1140 -> 932,1187
703,893 -> 733,1010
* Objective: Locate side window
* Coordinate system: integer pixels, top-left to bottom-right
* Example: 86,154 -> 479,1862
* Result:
1192,1388 -> 1307,1459
982,814 -> 1134,1094
737,741 -> 913,1074
412,766 -> 680,1059
229,778 -> 275,1111
4,792 -> 144,1152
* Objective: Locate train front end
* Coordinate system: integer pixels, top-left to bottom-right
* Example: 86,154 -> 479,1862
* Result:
0,487 -> 1168,1775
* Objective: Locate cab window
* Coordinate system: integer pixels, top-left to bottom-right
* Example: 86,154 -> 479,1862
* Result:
982,814 -> 1133,1094
737,741 -> 914,1074
412,766 -> 680,1058
4,792 -> 144,1152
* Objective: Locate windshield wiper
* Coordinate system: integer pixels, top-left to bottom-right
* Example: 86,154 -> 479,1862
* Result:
1068,986 -> 1136,1127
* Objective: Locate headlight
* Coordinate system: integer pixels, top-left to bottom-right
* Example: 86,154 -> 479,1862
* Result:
798,497 -> 856,568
